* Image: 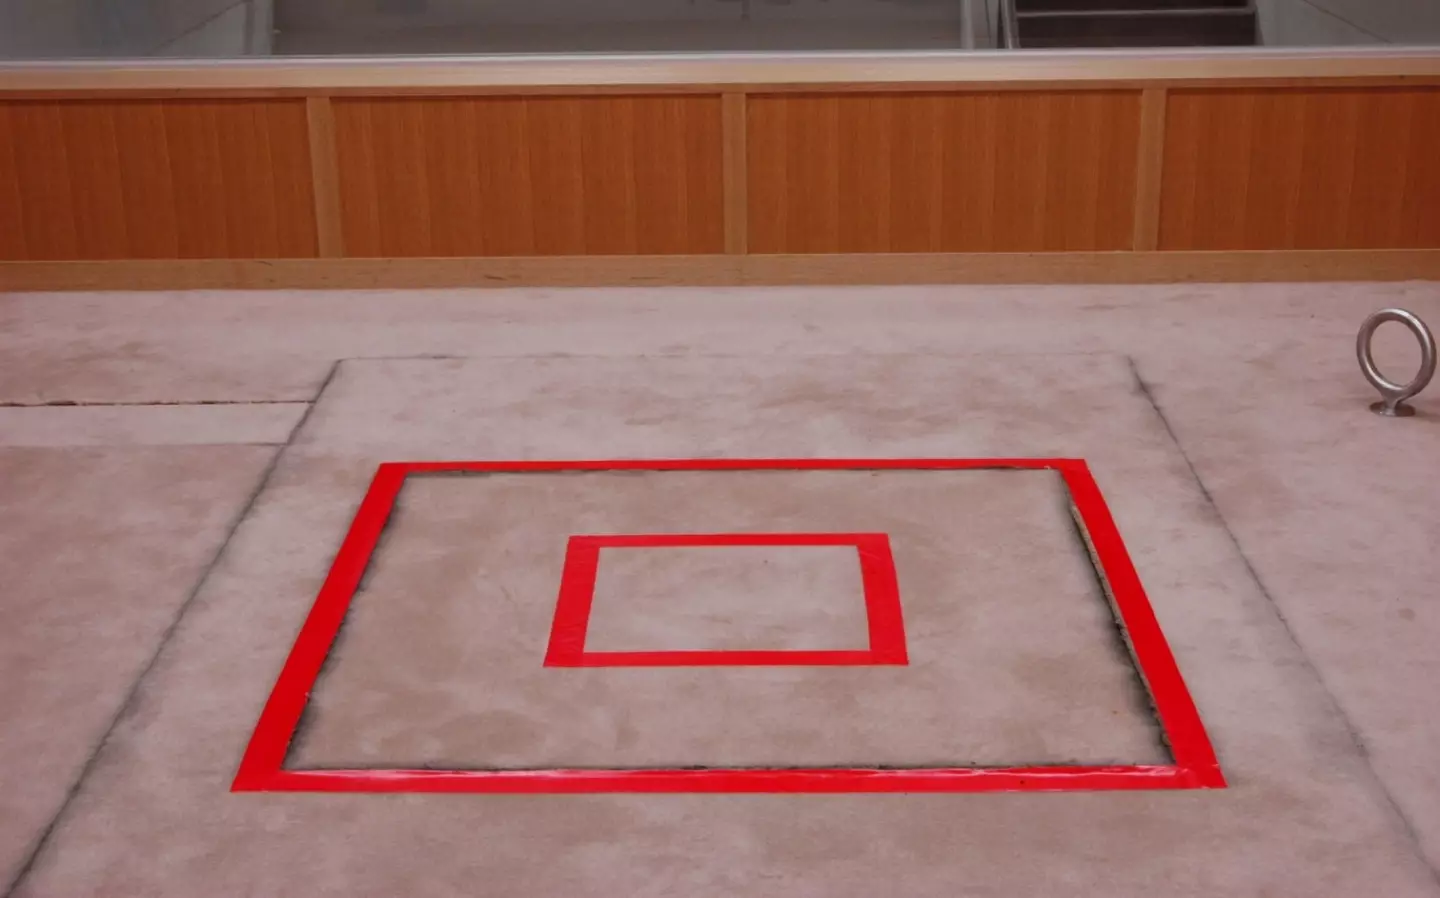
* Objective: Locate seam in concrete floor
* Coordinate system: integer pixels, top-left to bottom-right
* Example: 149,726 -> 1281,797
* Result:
1125,356 -> 1440,888
0,360 -> 341,898
343,350 -> 1118,362
0,352 -> 1115,409
0,400 -> 311,408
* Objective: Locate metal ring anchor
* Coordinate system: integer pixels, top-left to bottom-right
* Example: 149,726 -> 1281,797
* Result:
1357,308 -> 1437,417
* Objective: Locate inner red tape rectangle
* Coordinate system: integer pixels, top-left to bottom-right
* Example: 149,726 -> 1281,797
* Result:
543,532 -> 907,667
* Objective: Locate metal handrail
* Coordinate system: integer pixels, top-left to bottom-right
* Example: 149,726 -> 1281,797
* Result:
1001,0 -> 1020,48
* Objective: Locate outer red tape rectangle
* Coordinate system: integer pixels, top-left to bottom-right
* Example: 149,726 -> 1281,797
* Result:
233,458 -> 1225,794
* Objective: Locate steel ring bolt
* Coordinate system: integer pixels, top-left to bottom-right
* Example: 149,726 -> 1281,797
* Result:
1357,308 -> 1437,418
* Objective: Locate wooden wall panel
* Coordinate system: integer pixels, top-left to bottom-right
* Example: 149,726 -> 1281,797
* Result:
333,96 -> 725,257
0,100 -> 317,261
746,91 -> 1143,254
1160,88 -> 1440,251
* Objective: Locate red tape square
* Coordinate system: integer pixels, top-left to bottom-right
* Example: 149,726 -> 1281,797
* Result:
232,458 -> 1226,794
543,532 -> 907,667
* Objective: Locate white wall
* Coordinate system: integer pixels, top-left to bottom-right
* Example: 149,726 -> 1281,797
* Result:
4,0 -> 1439,57
1258,0 -> 1378,45
277,0 -> 961,30
273,0 -> 968,55
1274,0 -> 1440,43
0,0 -> 270,57
153,1 -> 272,56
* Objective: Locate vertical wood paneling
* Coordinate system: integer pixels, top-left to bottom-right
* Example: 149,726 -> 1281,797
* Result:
0,99 -> 317,261
746,91 -> 1142,254
580,98 -> 638,254
3,84 -> 1435,267
1160,87 -> 1440,250
332,96 -> 724,258
525,99 -> 587,255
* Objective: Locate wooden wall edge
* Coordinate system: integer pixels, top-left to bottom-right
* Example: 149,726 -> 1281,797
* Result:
2,50 -> 1439,94
305,97 -> 345,257
1131,88 -> 1168,252
4,251 -> 1438,292
722,92 -> 749,255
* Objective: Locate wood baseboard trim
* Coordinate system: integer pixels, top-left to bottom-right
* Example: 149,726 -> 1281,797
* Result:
741,250 -> 1440,285
0,256 -> 744,291
3,250 -> 1438,292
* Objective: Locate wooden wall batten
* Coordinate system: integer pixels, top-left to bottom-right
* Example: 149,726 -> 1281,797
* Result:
306,97 -> 346,258
1131,88 -> 1168,252
722,92 -> 749,255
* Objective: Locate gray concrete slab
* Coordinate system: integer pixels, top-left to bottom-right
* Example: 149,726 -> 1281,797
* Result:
10,354 -> 1436,897
586,542 -> 870,652
0,446 -> 275,887
0,403 -> 305,446
1139,332 -> 1440,867
2,283 -> 1437,404
2,281 -> 1440,893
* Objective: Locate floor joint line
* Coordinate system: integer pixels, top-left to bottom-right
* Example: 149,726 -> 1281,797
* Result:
1126,355 -> 1440,886
0,360 -> 341,898
0,400 -> 311,408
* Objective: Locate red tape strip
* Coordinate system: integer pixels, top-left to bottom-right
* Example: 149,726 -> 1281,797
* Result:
543,532 -> 906,667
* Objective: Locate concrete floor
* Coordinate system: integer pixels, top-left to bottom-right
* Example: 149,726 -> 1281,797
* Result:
1,282 -> 1439,896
